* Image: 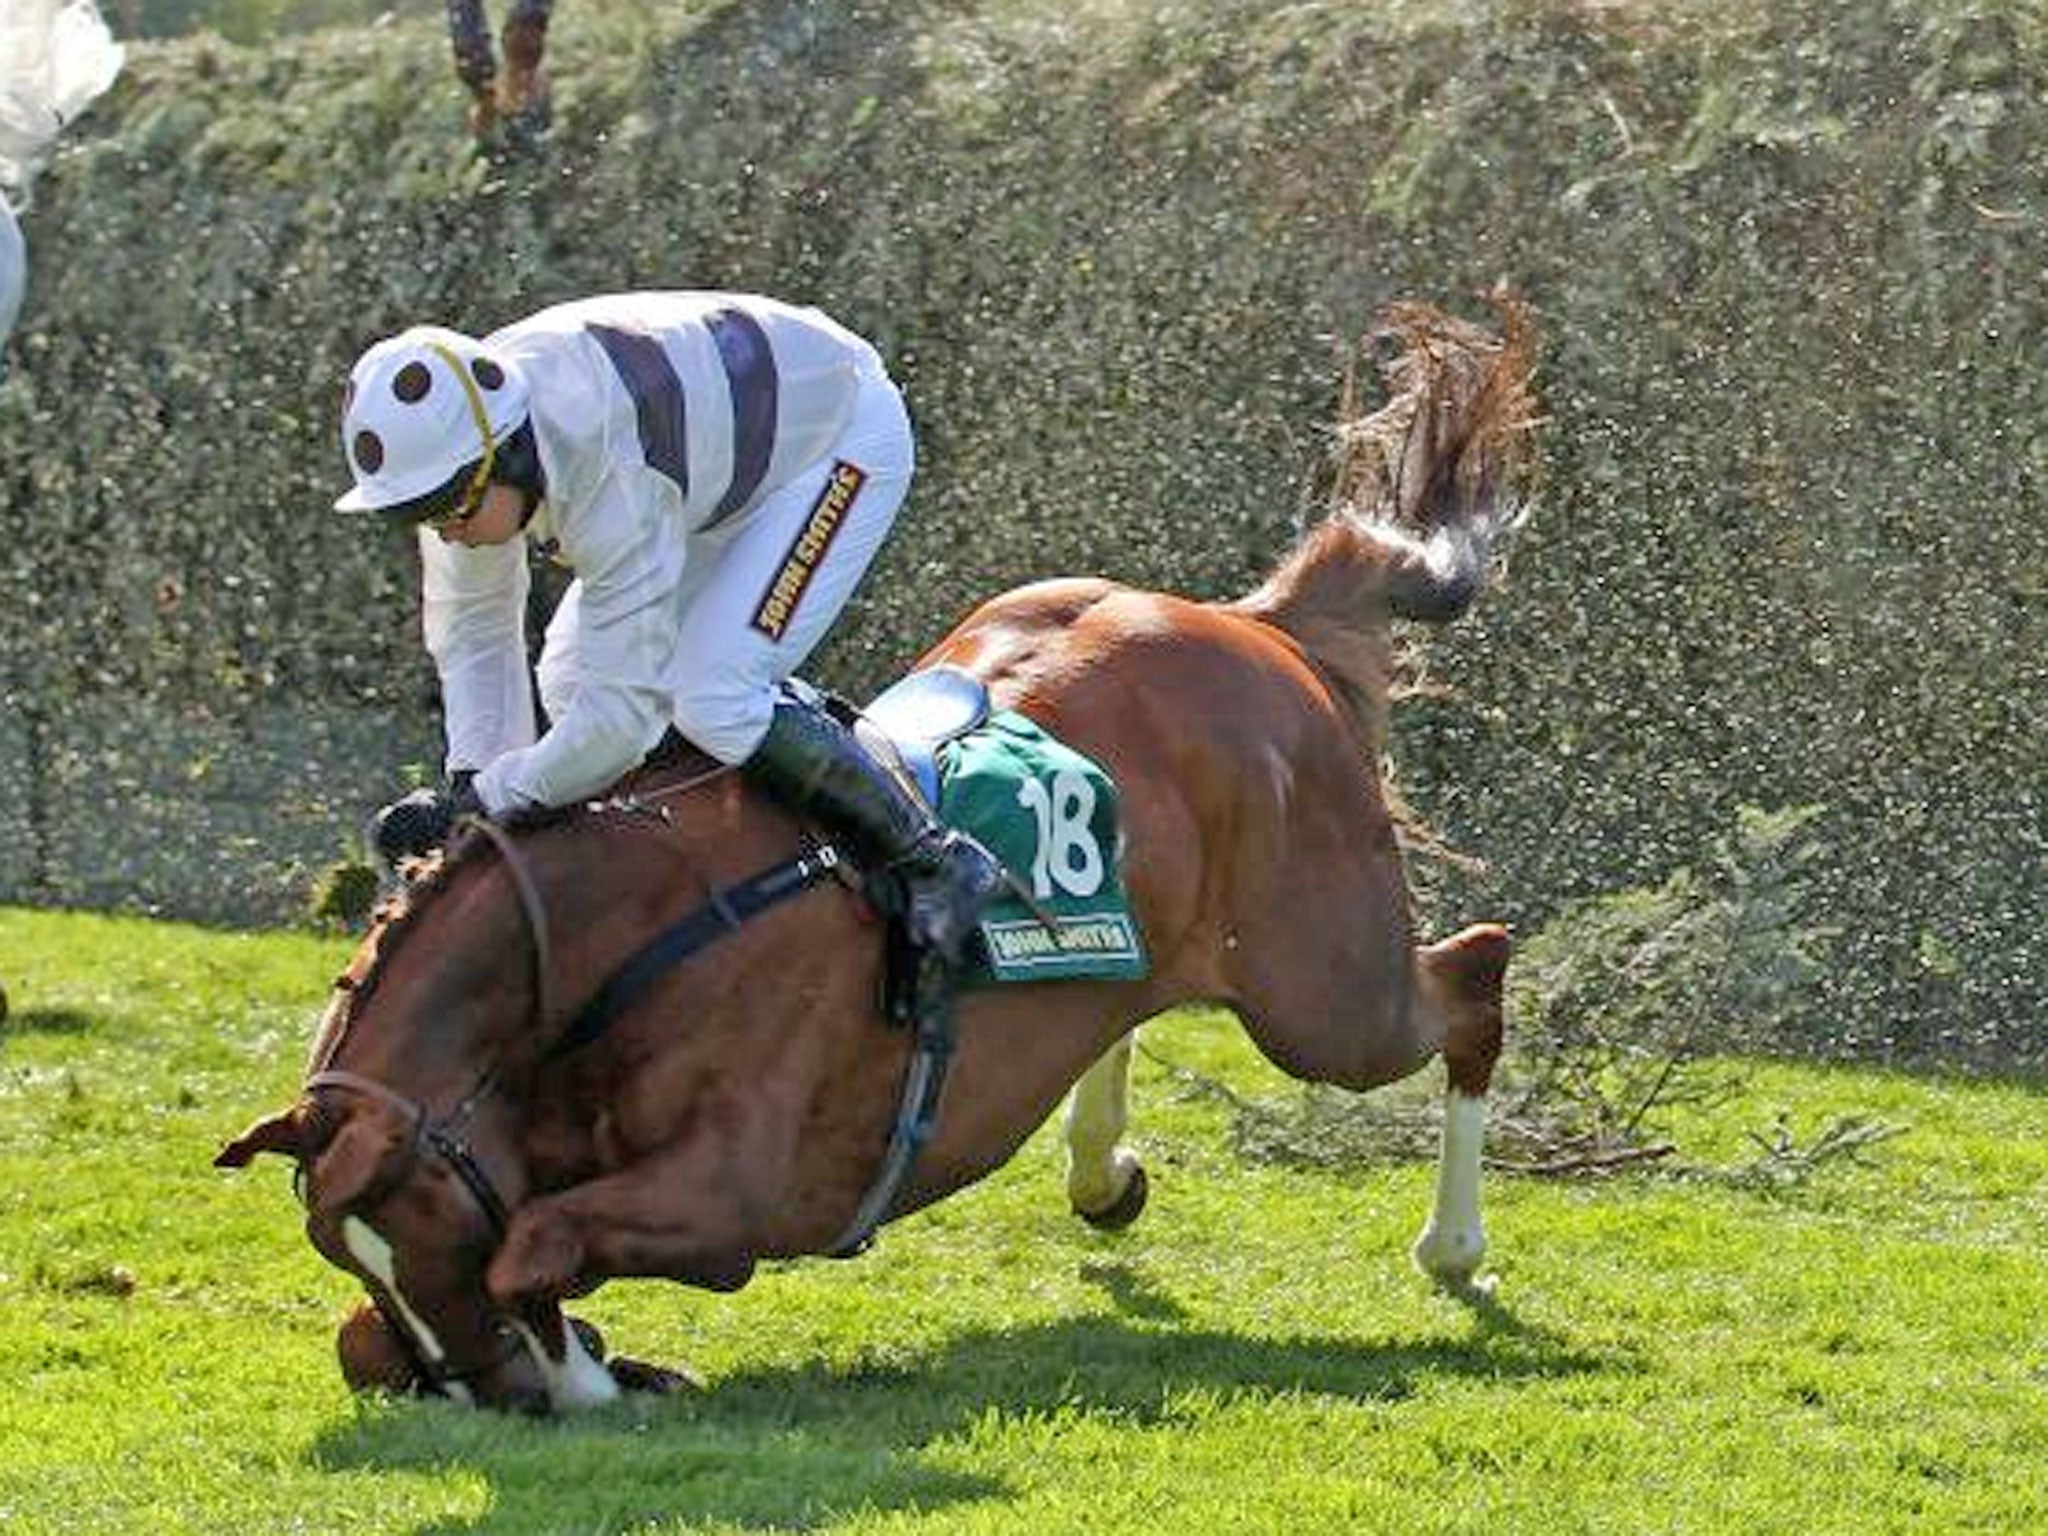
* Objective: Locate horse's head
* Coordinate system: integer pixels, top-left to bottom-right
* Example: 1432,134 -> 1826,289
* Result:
215,1070 -> 608,1413
222,765 -> 813,1411
216,837 -> 622,1413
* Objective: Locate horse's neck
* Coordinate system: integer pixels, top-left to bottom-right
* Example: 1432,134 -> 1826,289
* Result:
318,783 -> 806,1131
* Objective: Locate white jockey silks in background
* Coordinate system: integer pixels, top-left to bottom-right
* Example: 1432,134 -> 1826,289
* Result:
0,0 -> 124,356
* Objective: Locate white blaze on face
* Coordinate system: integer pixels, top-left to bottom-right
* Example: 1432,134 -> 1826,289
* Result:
513,1319 -> 621,1412
339,1215 -> 476,1407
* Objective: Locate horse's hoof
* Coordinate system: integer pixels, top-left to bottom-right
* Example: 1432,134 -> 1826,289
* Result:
1431,1269 -> 1501,1305
607,1355 -> 705,1395
337,1301 -> 424,1396
1075,1160 -> 1148,1231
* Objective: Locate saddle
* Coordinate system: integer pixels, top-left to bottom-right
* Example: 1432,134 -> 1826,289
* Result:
844,665 -> 991,810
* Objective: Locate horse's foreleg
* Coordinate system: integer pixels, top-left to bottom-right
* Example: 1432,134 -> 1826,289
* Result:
1064,1032 -> 1148,1229
497,0 -> 552,125
488,1152 -> 761,1311
1408,923 -> 1510,1290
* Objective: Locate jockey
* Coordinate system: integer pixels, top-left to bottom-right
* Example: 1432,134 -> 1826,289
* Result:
0,0 -> 123,365
336,291 -> 1005,979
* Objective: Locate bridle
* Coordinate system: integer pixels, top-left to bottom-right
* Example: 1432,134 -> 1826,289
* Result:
304,1066 -> 513,1238
299,817 -> 553,1394
300,1063 -> 532,1396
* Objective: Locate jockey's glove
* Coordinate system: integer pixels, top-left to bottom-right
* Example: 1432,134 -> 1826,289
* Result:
371,772 -> 482,870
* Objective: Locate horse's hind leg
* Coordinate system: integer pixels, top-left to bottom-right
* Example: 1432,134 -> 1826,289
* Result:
1064,1032 -> 1148,1229
1409,924 -> 1511,1289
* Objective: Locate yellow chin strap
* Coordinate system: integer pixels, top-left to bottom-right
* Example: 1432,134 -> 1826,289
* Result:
426,342 -> 499,524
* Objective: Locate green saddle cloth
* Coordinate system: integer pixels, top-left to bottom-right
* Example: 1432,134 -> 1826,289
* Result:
936,711 -> 1149,985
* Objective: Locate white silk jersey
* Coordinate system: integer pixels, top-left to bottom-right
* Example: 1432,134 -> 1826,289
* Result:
419,291 -> 889,813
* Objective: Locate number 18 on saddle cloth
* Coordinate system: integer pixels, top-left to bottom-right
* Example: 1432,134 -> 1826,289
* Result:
935,712 -> 1149,986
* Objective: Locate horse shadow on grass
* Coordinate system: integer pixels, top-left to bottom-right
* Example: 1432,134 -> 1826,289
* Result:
0,1005 -> 98,1039
312,1272 -> 1622,1534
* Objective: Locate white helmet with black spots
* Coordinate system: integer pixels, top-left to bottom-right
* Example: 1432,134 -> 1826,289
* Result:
334,325 -> 530,514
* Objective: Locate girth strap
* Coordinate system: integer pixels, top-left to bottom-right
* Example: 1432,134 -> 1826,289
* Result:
541,829 -> 960,1260
825,990 -> 955,1258
548,841 -> 844,1060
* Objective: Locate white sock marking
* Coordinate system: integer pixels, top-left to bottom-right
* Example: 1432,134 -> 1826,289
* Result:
1065,1035 -> 1137,1213
512,1318 -> 621,1411
1412,1089 -> 1489,1284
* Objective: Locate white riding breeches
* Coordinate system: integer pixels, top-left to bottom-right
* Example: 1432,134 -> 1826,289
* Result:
535,366 -> 913,765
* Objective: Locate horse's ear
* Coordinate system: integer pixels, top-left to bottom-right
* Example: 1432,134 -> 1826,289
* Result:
215,1105 -> 311,1169
306,1110 -> 410,1218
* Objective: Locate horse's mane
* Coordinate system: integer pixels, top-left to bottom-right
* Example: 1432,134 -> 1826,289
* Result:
1231,295 -> 1539,752
308,831 -> 504,1070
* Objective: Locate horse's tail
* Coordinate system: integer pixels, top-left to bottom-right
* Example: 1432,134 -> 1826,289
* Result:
1232,296 -> 1538,670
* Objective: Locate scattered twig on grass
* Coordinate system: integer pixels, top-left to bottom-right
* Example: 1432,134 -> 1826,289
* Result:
1137,1040 -> 1677,1180
1483,1142 -> 1676,1177
1720,1111 -> 1907,1189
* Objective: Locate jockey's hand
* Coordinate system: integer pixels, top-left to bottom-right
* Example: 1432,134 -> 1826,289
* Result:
371,773 -> 482,869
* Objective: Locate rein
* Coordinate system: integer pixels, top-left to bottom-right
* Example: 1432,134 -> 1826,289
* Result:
549,839 -> 843,1059
466,816 -> 561,1037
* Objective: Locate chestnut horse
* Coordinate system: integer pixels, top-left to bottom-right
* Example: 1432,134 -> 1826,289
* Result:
217,300 -> 1536,1413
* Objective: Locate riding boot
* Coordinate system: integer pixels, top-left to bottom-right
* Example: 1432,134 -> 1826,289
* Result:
743,695 -> 1005,979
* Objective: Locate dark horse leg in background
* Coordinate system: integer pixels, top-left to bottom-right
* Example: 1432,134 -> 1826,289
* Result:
447,0 -> 552,139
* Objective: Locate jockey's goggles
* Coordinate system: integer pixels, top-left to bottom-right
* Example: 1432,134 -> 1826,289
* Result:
387,341 -> 500,531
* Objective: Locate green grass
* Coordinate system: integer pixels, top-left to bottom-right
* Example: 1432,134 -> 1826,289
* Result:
3,905 -> 2047,1534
